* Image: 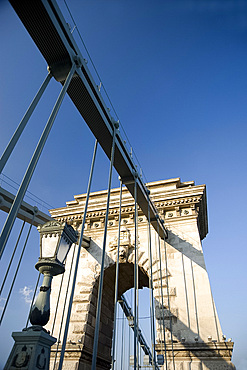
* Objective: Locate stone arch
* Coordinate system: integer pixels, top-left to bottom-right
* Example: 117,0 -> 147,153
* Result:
78,262 -> 149,369
50,230 -> 157,370
49,225 -> 173,370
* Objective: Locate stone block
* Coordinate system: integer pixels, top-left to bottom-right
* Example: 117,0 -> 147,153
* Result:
72,324 -> 84,334
83,333 -> 94,350
100,322 -> 113,339
71,313 -> 86,322
84,324 -> 95,338
98,332 -> 112,348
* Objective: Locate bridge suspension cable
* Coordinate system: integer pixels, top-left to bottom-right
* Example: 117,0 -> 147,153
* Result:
134,176 -> 139,369
118,294 -> 159,370
156,221 -> 168,368
111,179 -> 123,370
0,209 -> 36,325
91,125 -> 117,370
51,263 -> 67,337
0,220 -> 25,296
147,196 -> 158,370
1,1 -> 172,368
0,65 -> 76,260
7,0 -> 167,250
0,173 -> 55,211
163,228 -> 175,370
0,73 -> 52,175
62,0 -> 147,184
57,139 -> 98,370
53,243 -> 77,369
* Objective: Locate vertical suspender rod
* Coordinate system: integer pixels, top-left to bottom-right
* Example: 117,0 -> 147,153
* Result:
58,139 -> 98,370
91,122 -> 118,370
54,243 -> 77,370
147,199 -> 157,369
0,220 -> 25,295
111,179 -> 123,370
0,207 -> 37,325
156,219 -> 168,368
0,73 -> 52,174
133,175 -> 139,370
163,229 -> 175,370
0,65 -> 76,260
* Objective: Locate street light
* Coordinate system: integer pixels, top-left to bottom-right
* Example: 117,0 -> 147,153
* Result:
5,220 -> 78,370
30,221 -> 78,326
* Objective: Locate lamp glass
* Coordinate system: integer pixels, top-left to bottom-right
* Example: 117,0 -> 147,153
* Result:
56,234 -> 71,264
41,234 -> 59,258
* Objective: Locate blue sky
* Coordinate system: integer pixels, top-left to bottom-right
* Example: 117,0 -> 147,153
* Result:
0,0 -> 247,368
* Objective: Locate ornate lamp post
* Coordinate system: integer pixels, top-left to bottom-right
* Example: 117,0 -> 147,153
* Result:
30,221 -> 78,327
4,220 -> 78,370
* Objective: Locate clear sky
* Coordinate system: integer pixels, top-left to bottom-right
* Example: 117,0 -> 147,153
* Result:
0,0 -> 247,368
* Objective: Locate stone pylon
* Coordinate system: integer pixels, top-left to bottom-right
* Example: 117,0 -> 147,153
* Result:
46,178 -> 235,369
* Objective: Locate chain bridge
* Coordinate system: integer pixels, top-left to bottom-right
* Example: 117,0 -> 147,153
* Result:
0,1 -> 235,369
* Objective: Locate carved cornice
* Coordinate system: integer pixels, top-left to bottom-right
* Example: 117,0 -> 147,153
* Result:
49,178 -> 208,240
156,341 -> 234,361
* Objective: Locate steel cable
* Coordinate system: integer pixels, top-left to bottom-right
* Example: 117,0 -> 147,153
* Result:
133,178 -> 139,370
147,199 -> 157,370
53,243 -> 77,370
0,220 -> 25,296
0,65 -> 75,260
0,73 -> 52,175
156,221 -> 168,369
51,265 -> 66,336
91,125 -> 117,369
111,179 -> 123,369
163,230 -> 175,370
58,139 -> 98,370
120,307 -> 125,370
63,1 -> 148,184
0,209 -> 36,325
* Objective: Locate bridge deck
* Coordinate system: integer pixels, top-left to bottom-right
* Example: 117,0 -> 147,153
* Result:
0,186 -> 52,226
0,186 -> 91,248
9,0 -> 167,239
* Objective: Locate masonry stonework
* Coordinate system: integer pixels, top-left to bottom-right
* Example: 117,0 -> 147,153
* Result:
47,178 -> 234,369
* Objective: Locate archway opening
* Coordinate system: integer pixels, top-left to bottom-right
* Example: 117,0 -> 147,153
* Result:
78,262 -> 150,369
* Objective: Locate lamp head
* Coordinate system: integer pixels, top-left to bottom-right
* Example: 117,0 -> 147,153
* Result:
36,220 -> 78,276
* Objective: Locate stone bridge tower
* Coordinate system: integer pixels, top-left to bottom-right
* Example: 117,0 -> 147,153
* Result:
47,178 -> 234,369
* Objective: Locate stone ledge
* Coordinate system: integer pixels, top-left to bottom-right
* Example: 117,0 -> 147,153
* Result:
50,346 -> 111,369
49,178 -> 208,240
156,341 -> 234,360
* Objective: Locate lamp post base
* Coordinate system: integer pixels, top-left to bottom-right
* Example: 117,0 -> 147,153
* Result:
4,326 -> 56,370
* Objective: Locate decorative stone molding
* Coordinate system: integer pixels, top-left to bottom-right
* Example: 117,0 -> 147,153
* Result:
156,342 -> 235,369
108,227 -> 134,263
50,178 -> 208,240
